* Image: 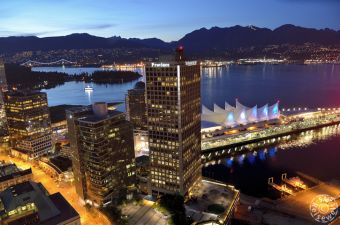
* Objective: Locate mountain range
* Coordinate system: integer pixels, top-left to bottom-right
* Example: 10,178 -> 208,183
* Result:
0,24 -> 339,57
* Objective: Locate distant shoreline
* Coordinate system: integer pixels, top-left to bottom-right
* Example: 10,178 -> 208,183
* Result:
29,61 -> 340,69
5,64 -> 142,90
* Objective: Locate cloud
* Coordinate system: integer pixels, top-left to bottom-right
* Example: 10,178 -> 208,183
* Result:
0,23 -> 118,37
76,23 -> 117,30
0,29 -> 54,37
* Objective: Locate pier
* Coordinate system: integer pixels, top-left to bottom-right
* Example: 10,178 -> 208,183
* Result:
268,177 -> 294,196
281,173 -> 307,190
201,109 -> 340,154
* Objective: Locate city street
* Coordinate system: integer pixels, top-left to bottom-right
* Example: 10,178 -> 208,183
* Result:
0,149 -> 112,225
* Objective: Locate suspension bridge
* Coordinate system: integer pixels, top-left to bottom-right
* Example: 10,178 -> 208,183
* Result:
20,59 -> 77,67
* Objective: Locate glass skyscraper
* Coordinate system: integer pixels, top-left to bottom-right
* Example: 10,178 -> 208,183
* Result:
126,81 -> 147,130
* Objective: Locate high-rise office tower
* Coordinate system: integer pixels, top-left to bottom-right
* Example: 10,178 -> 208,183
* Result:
4,90 -> 52,159
0,59 -> 8,136
126,81 -> 149,157
66,102 -> 135,206
126,81 -> 147,130
0,59 -> 7,91
145,47 -> 201,196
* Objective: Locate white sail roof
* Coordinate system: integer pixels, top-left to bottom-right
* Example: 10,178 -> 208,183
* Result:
225,102 -> 235,112
214,103 -> 227,113
201,100 -> 278,128
236,99 -> 250,111
224,111 -> 236,127
246,105 -> 258,122
257,104 -> 269,121
201,112 -> 226,124
202,105 -> 214,114
268,101 -> 280,120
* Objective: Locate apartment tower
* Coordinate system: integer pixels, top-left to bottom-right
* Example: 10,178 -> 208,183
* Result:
66,102 -> 135,206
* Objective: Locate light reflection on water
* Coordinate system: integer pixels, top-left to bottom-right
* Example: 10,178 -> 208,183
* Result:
34,64 -> 340,110
204,124 -> 340,166
35,66 -> 145,111
277,125 -> 340,150
32,66 -> 145,76
202,124 -> 340,198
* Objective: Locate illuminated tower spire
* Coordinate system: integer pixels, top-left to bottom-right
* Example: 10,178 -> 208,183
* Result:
175,46 -> 185,62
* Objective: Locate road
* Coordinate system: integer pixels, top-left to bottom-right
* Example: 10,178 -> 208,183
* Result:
0,149 -> 112,225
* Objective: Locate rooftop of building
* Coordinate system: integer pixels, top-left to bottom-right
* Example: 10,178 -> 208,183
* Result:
145,60 -> 199,68
52,102 -> 122,123
135,155 -> 150,167
146,47 -> 199,68
134,81 -> 145,89
66,102 -> 121,113
40,192 -> 79,225
49,156 -> 72,173
0,181 -> 79,224
69,102 -> 125,123
0,162 -> 32,183
78,109 -> 123,123
0,181 -> 60,220
185,179 -> 239,224
18,132 -> 52,142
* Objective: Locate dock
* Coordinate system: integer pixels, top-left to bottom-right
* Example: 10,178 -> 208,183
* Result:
268,177 -> 294,196
281,173 -> 307,190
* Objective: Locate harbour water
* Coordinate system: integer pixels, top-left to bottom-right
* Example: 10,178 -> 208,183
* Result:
202,124 -> 340,198
201,64 -> 340,109
35,64 -> 340,109
34,64 -> 340,197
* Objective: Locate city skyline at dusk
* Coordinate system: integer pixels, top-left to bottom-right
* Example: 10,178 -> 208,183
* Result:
1,0 -> 339,41
0,1 -> 339,225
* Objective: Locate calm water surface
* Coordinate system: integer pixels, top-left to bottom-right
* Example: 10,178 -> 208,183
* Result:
41,81 -> 140,111
202,125 -> 340,198
34,66 -> 144,111
35,64 -> 340,109
202,64 -> 340,108
34,64 -> 340,196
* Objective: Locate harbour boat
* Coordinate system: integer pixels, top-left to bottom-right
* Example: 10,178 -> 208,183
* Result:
84,85 -> 93,91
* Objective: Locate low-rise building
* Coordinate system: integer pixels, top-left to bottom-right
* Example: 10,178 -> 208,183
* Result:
186,179 -> 240,225
133,129 -> 149,157
59,143 -> 72,159
51,120 -> 67,143
15,134 -> 52,159
0,181 -> 80,225
39,156 -> 73,182
0,162 -> 32,192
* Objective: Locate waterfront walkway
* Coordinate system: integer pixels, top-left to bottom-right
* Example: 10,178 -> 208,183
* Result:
202,110 -> 340,152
